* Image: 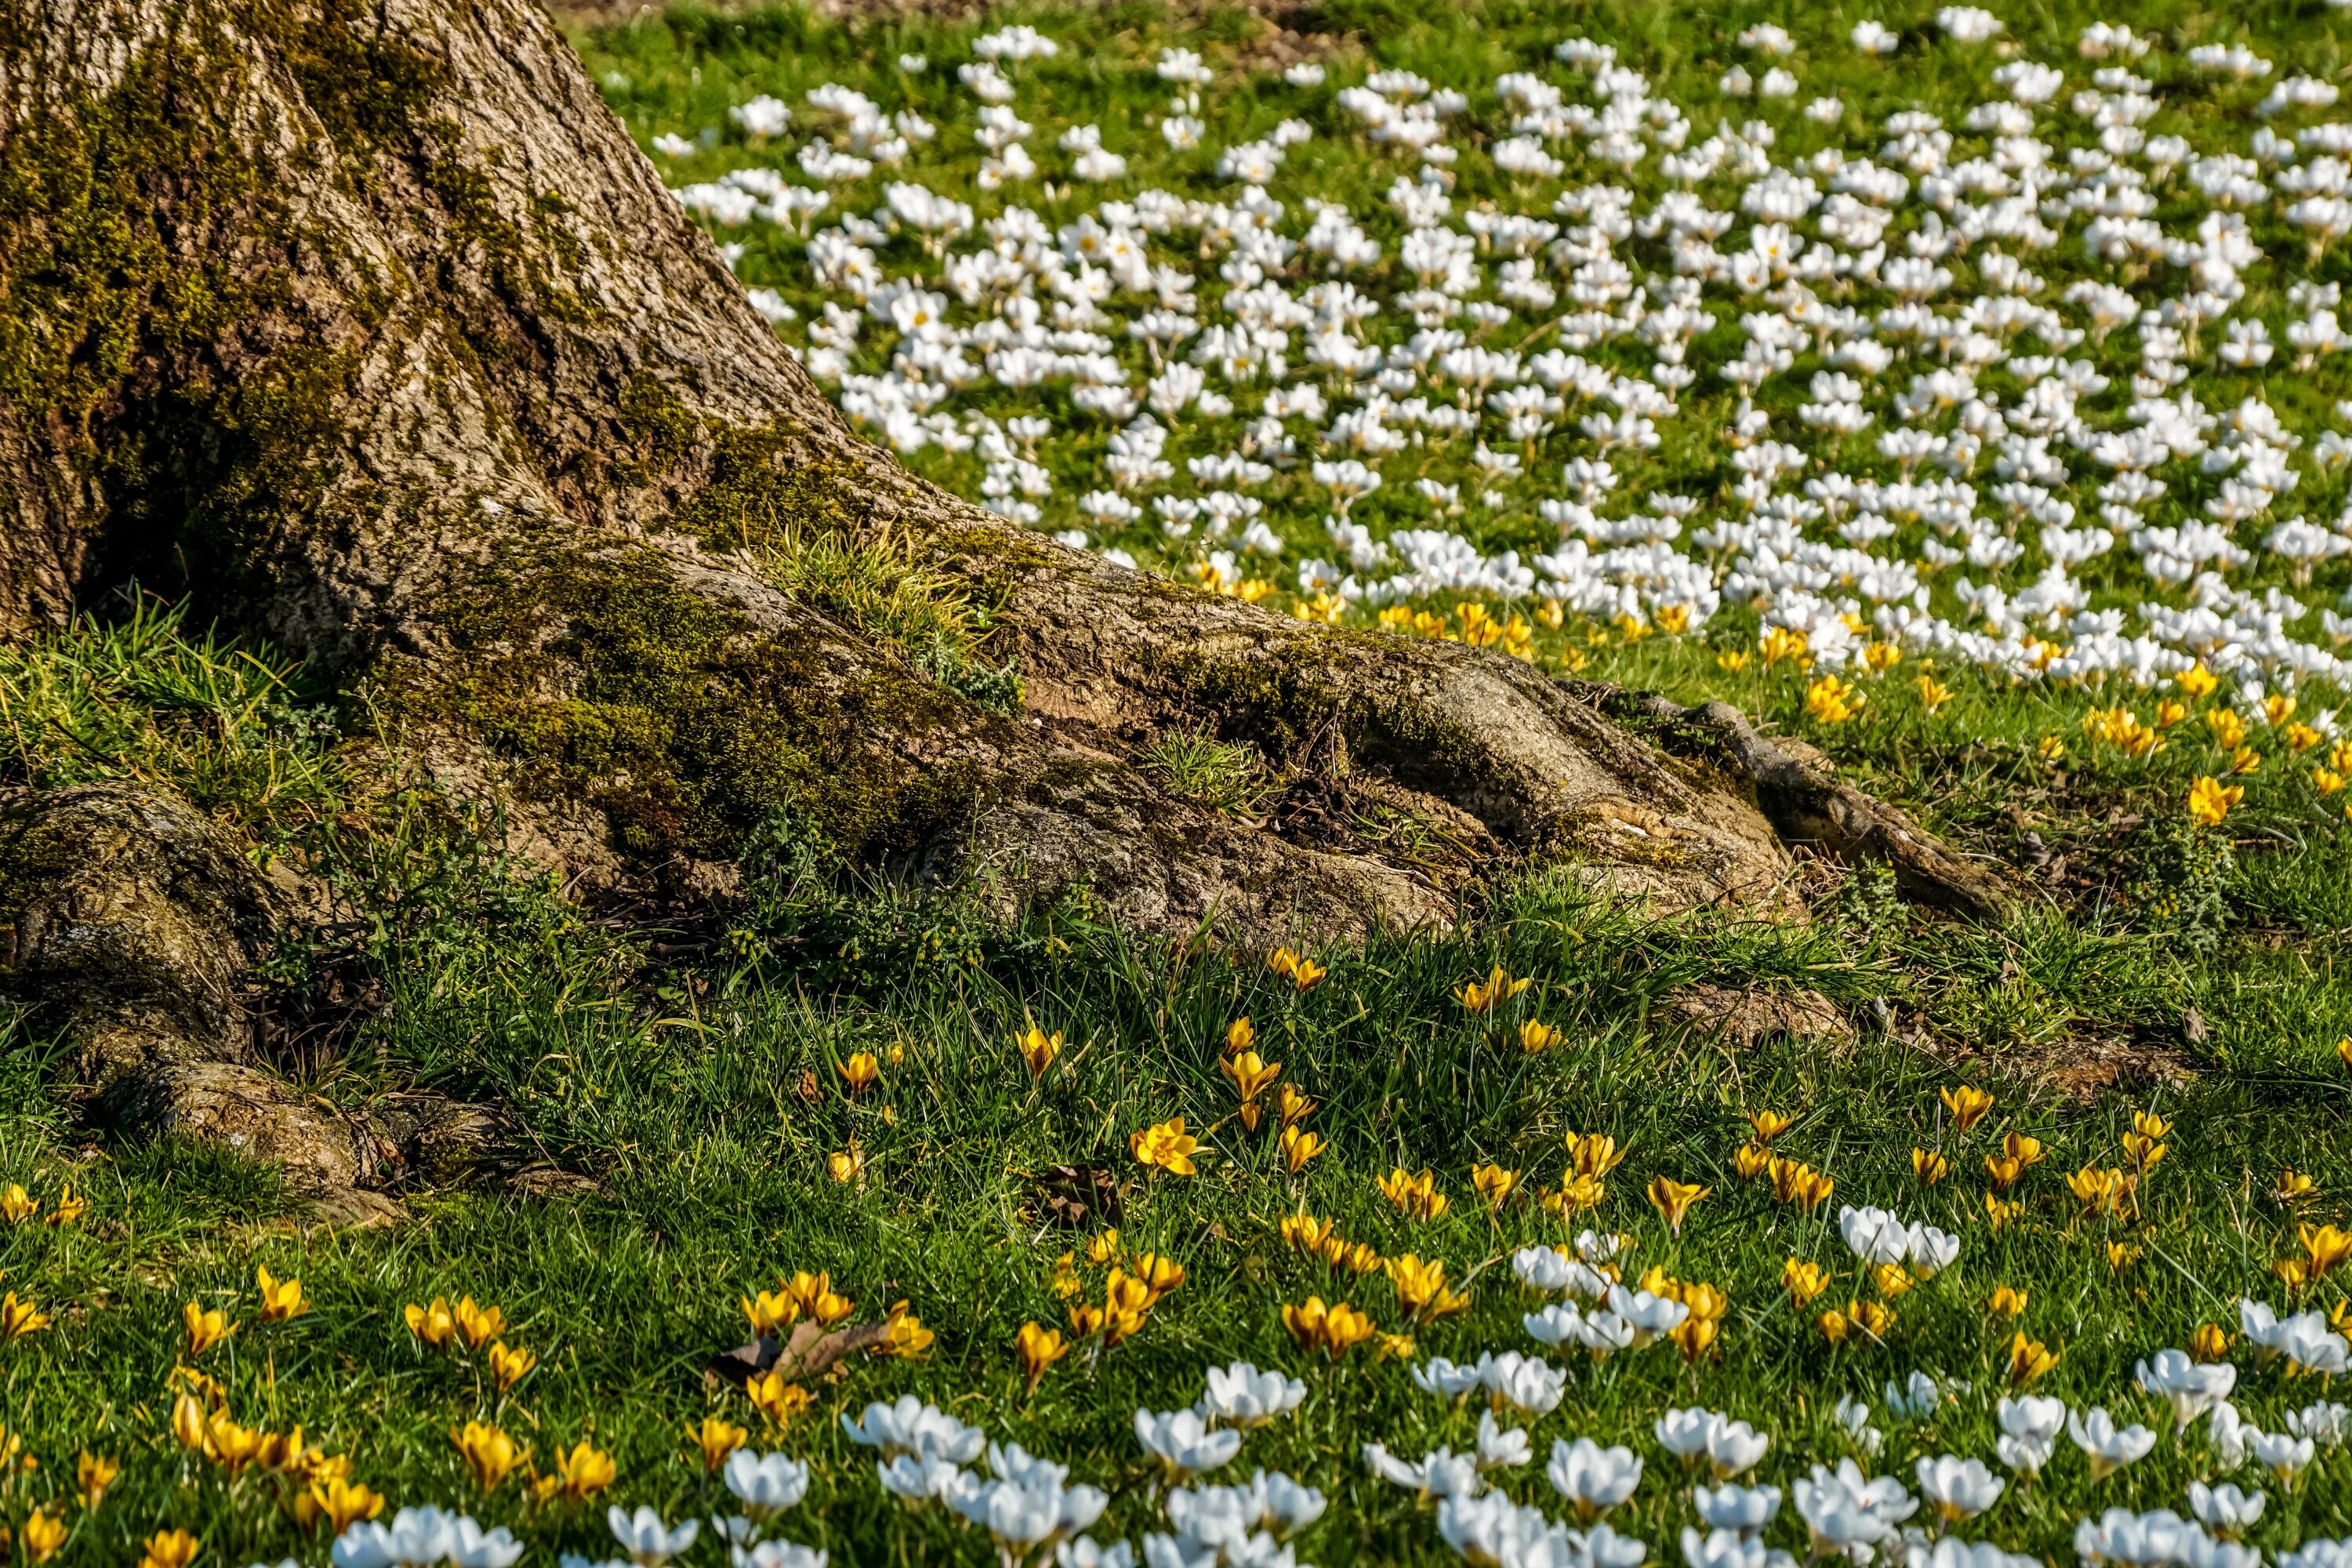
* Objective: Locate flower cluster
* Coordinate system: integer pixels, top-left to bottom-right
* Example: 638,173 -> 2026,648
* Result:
654,8 -> 2352,844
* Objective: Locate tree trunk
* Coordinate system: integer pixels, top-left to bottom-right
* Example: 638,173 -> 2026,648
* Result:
0,0 -> 2002,1208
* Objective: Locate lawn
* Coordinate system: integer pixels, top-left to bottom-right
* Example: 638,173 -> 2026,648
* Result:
10,0 -> 2352,1564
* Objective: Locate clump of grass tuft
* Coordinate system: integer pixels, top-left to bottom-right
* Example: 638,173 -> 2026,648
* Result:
1134,728 -> 1273,816
0,595 -> 343,834
760,525 -> 1022,713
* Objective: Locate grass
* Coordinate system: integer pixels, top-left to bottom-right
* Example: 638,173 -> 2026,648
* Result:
8,826 -> 2352,1564
1132,729 -> 1273,815
5,603 -> 2352,1564
9,0 -> 2352,1563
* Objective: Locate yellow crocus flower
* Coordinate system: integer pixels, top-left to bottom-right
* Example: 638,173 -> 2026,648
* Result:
21,1507 -> 65,1563
1940,1085 -> 1994,1131
405,1298 -> 456,1348
201,1414 -> 263,1477
1781,1259 -> 1829,1308
1556,1173 -> 1610,1214
1563,1131 -> 1630,1178
742,1288 -> 797,1337
2187,775 -> 2242,826
256,1265 -> 309,1324
140,1530 -> 200,1568
1219,1050 -> 1281,1102
544,1438 -> 616,1501
1375,1167 -> 1448,1221
686,1416 -> 748,1471
183,1302 -> 234,1358
451,1297 -> 504,1352
2300,1223 -> 2352,1279
1265,947 -> 1327,992
1455,964 -> 1531,1014
488,1341 -> 537,1390
1279,1213 -> 1334,1254
1759,626 -> 1809,667
1130,1117 -> 1200,1175
0,1290 -> 50,1339
77,1450 -> 118,1510
1016,1322 -> 1069,1392
312,1475 -> 386,1530
746,1369 -> 812,1428
1130,1254 -> 1185,1301
2007,1330 -> 2059,1385
1385,1254 -> 1469,1323
1671,1315 -> 1720,1363
172,1393 -> 212,1455
1804,674 -> 1862,724
1470,1163 -> 1519,1211
1014,1022 -> 1061,1078
1282,1296 -> 1374,1357
1646,1176 -> 1710,1235
875,1301 -> 934,1359
451,1421 -> 524,1493
2066,1165 -> 2132,1216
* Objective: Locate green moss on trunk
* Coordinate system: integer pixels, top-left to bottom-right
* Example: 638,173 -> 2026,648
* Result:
380,543 -> 988,866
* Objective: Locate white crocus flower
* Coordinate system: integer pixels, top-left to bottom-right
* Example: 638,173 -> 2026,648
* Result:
2135,1348 -> 2237,1425
840,1397 -> 985,1461
1694,1483 -> 1780,1534
1363,1442 -> 1484,1500
2074,1508 -> 2186,1567
1548,1436 -> 1642,1518
607,1508 -> 699,1568
1133,1409 -> 1242,1479
1839,1206 -> 1913,1265
1196,1362 -> 1307,1427
2189,1481 -> 2266,1534
724,1452 -> 811,1519
1911,1455 -> 2004,1522
1476,1410 -> 1534,1472
2068,1406 -> 2158,1479
1791,1461 -> 1916,1557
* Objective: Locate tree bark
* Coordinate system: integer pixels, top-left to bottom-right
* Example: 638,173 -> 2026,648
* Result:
0,0 -> 2004,1206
